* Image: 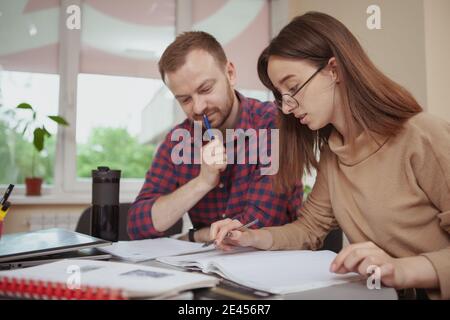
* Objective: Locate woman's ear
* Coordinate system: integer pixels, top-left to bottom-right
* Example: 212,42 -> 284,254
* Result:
328,57 -> 340,84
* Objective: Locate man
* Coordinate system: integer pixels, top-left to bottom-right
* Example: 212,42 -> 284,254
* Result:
127,31 -> 303,242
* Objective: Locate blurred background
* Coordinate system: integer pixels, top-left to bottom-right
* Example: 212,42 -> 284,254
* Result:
0,0 -> 449,234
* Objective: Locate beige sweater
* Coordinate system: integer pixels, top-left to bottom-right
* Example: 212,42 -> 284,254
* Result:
265,112 -> 450,299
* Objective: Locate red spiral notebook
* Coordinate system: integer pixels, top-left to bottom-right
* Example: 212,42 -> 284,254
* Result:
0,277 -> 125,300
0,259 -> 218,300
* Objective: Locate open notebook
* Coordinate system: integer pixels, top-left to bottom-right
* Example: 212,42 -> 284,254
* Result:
157,249 -> 362,295
0,259 -> 218,300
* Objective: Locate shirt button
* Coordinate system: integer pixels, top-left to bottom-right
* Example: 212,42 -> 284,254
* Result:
218,183 -> 224,188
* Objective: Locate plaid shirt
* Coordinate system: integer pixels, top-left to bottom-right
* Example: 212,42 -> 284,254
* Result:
127,92 -> 303,239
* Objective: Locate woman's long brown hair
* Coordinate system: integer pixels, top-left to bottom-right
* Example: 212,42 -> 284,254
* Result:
258,12 -> 422,193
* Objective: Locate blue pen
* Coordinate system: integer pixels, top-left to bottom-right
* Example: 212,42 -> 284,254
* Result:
202,114 -> 215,140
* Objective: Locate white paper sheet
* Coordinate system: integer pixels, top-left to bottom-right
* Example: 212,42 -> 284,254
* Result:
99,237 -> 215,262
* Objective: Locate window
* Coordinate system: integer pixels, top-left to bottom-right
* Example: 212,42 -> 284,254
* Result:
76,74 -> 163,180
0,71 -> 60,185
61,0 -> 175,194
0,0 -> 60,187
0,0 -> 285,200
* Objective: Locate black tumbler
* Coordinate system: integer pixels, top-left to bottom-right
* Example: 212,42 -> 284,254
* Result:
91,166 -> 121,242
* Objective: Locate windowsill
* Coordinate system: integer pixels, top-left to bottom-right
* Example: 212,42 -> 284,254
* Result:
10,193 -> 137,206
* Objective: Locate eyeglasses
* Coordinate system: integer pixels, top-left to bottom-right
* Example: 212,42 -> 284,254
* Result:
274,65 -> 325,112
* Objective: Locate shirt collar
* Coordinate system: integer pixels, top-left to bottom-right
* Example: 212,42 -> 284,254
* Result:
328,128 -> 389,166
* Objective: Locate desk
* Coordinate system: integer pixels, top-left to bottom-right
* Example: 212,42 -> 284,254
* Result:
139,260 -> 398,300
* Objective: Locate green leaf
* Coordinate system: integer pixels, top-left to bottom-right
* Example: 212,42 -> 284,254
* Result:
33,128 -> 45,152
17,103 -> 33,110
48,115 -> 69,126
42,126 -> 52,138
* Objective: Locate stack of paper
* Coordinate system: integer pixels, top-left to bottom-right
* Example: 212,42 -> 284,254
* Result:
157,249 -> 362,295
99,237 -> 214,262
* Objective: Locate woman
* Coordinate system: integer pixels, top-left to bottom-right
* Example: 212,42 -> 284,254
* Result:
209,12 -> 450,299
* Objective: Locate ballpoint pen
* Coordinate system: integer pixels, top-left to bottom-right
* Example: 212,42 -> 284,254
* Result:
202,114 -> 215,140
0,184 -> 14,206
202,218 -> 259,247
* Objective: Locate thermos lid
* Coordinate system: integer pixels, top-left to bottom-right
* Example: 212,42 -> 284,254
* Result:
92,166 -> 121,182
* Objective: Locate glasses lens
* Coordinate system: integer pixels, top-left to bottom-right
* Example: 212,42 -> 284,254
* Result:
282,95 -> 298,109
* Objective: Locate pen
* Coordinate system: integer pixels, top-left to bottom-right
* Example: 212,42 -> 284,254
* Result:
202,218 -> 259,247
0,184 -> 14,206
0,201 -> 10,220
202,114 -> 215,140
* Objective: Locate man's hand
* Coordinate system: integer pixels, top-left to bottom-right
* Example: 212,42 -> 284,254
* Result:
197,139 -> 227,189
151,139 -> 227,233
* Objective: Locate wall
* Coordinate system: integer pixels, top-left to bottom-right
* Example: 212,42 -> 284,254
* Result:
288,0 -> 428,108
3,204 -> 87,234
423,0 -> 450,122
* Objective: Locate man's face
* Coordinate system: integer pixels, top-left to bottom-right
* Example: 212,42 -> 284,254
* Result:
164,49 -> 236,129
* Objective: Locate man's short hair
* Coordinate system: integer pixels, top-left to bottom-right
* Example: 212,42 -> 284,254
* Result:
158,31 -> 228,81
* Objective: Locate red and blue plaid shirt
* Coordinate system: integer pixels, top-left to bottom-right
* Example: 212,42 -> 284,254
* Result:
127,92 -> 303,239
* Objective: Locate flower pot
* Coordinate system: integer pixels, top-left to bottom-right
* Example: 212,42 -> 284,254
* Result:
25,177 -> 43,196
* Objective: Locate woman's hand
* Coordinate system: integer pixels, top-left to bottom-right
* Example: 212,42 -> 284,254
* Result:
209,218 -> 272,251
330,241 -> 439,290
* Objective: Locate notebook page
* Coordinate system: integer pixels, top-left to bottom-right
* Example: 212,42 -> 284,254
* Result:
211,250 -> 362,294
157,247 -> 255,269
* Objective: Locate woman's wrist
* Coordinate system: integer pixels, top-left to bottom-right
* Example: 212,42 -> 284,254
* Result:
398,256 -> 439,289
251,229 -> 273,250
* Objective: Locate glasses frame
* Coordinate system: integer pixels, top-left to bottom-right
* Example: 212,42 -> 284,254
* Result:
275,65 -> 326,111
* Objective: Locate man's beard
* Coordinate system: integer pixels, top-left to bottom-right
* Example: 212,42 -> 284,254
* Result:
191,83 -> 235,129
214,83 -> 235,129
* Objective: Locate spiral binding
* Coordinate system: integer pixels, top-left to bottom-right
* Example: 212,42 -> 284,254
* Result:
0,277 -> 126,300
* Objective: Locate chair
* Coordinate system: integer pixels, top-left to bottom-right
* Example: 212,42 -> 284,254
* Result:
320,228 -> 343,253
75,203 -> 183,241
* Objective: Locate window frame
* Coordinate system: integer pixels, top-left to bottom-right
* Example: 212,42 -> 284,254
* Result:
2,0 -> 288,202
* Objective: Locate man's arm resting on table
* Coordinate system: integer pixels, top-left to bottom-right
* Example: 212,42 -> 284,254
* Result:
152,176 -> 213,233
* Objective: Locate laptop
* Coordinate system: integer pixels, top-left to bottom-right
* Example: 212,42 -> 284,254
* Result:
0,228 -> 112,270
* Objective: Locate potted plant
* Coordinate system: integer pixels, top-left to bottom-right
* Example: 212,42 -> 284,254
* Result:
16,103 -> 69,196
